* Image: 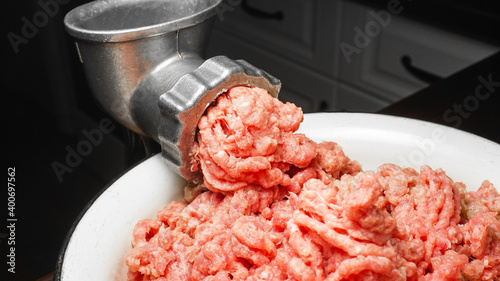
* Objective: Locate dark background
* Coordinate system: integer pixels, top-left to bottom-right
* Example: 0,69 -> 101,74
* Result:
3,1 -> 137,280
2,0 -> 500,280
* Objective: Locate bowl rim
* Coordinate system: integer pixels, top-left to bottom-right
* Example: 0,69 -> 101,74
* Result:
54,155 -> 152,281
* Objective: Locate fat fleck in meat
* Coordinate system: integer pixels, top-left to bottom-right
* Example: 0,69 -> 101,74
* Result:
126,86 -> 500,280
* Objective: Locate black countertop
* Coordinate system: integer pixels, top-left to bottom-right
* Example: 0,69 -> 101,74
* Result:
379,51 -> 500,144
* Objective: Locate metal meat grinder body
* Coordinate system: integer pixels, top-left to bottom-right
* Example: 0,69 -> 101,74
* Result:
64,0 -> 281,182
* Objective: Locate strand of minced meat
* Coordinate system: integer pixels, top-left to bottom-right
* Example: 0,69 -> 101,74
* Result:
125,86 -> 500,281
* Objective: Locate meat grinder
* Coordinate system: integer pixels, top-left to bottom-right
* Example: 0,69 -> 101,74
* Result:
64,0 -> 281,182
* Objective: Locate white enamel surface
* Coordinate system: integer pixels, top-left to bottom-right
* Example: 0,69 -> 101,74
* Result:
298,113 -> 500,190
59,113 -> 500,280
59,155 -> 185,281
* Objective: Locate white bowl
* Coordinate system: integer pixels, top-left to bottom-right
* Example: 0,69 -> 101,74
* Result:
55,112 -> 500,280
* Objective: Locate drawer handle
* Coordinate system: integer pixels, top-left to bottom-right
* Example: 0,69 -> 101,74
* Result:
242,0 -> 284,20
401,55 -> 442,84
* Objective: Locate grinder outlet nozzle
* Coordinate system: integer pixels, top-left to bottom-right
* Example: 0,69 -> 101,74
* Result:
64,0 -> 281,181
156,56 -> 280,182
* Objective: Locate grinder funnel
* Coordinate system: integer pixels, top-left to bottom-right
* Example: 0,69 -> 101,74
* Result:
64,0 -> 281,182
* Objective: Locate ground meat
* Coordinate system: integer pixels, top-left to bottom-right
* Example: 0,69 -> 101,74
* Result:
190,86 -> 320,193
125,86 -> 500,280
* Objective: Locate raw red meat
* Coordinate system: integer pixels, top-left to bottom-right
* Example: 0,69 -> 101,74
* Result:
125,86 -> 500,280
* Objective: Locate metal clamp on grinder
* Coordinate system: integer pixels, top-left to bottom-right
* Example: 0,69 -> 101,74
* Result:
64,0 -> 281,183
